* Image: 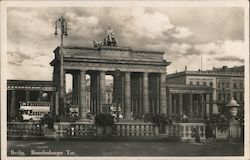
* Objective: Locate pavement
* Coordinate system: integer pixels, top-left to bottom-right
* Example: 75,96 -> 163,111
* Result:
7,139 -> 244,157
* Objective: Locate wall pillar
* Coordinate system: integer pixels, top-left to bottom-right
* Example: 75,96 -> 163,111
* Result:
124,72 -> 131,120
160,73 -> 167,114
79,70 -> 87,120
143,72 -> 149,113
10,90 -> 16,115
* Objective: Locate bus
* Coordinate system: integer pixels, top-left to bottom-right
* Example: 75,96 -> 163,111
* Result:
19,101 -> 51,121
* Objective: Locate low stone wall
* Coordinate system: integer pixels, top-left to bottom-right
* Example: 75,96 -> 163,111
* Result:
7,121 -> 223,141
7,122 -> 44,137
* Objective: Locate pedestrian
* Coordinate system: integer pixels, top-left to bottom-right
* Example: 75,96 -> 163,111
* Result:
205,120 -> 210,144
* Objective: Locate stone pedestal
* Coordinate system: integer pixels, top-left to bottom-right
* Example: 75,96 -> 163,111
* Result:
229,119 -> 241,141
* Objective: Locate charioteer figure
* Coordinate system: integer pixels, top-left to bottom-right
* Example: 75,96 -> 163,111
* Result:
93,25 -> 118,47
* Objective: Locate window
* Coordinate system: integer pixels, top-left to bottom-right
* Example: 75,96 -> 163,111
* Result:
233,92 -> 237,100
210,82 -> 213,87
203,82 -> 206,86
227,93 -> 230,101
190,81 -> 193,85
218,93 -> 221,101
197,82 -> 200,85
240,92 -> 244,101
240,83 -> 243,89
222,93 -> 225,101
226,83 -> 229,88
234,83 -> 237,89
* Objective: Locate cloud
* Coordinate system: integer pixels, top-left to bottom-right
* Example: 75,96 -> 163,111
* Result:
65,12 -> 103,39
6,7 -> 245,78
168,43 -> 192,54
172,26 -> 193,39
7,51 -> 33,65
193,40 -> 245,59
109,8 -> 175,40
214,56 -> 244,63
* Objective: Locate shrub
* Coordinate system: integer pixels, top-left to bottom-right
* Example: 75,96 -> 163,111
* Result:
95,113 -> 115,127
40,114 -> 59,129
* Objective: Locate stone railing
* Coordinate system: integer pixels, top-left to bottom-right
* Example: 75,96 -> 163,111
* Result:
113,122 -> 155,137
158,123 -> 205,141
7,122 -> 44,137
54,122 -> 98,137
7,122 -> 207,140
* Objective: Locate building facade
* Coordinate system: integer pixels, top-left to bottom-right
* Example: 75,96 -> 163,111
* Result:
7,80 -> 54,120
166,66 -> 244,114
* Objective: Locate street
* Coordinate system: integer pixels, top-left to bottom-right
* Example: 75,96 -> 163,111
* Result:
7,139 -> 244,156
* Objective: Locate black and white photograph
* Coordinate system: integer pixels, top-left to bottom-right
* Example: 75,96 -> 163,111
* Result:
1,1 -> 249,159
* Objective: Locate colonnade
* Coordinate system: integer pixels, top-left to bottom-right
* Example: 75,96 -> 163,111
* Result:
63,70 -> 167,120
167,92 -> 213,119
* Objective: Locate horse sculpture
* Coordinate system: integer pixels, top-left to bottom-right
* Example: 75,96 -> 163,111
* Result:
93,26 -> 118,48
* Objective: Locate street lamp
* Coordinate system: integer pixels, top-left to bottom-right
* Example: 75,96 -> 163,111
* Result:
55,16 -> 68,47
54,15 -> 68,116
114,69 -> 121,120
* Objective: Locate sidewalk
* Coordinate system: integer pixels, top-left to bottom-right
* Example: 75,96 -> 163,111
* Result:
7,139 -> 244,156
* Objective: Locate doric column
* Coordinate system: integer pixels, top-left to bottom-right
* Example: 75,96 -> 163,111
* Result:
173,94 -> 177,114
156,75 -> 160,114
168,93 -> 172,115
160,73 -> 167,114
179,93 -> 183,115
209,93 -> 213,116
143,72 -> 149,113
79,70 -> 87,120
72,71 -> 80,105
25,90 -> 30,101
10,90 -> 16,115
121,74 -> 125,115
201,94 -> 205,117
100,71 -> 106,112
189,94 -> 193,117
206,94 -> 209,117
38,91 -> 43,102
124,72 -> 131,120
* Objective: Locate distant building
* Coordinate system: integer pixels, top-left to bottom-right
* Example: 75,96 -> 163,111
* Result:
7,80 -> 54,120
166,65 -> 244,114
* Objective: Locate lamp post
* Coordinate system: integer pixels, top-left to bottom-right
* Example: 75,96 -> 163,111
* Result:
114,69 -> 121,120
54,16 -> 68,116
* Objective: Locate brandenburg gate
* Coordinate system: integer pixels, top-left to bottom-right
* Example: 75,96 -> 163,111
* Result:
50,32 -> 170,120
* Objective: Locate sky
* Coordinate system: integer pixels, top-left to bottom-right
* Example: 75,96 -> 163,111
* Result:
7,7 -> 245,82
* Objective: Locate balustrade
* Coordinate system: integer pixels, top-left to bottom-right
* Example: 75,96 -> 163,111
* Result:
7,122 -> 44,136
7,122 -> 206,140
55,122 -> 98,137
113,123 -> 155,137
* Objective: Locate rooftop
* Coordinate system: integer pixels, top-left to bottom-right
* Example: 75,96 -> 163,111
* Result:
167,65 -> 244,78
